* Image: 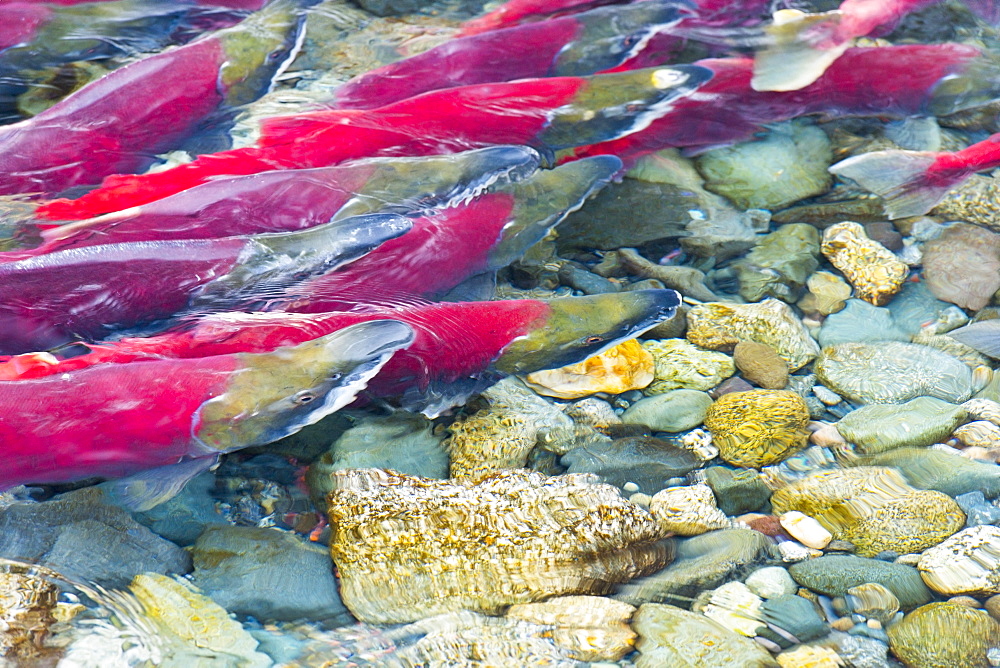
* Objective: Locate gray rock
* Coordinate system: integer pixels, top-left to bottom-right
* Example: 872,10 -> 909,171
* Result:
621,390 -> 714,432
818,299 -> 910,348
703,466 -> 772,516
789,555 -> 932,610
192,526 -> 350,623
561,436 -> 703,495
847,447 -> 1000,500
956,491 -> 1000,526
124,472 -> 228,546
835,397 -> 967,454
0,488 -> 190,588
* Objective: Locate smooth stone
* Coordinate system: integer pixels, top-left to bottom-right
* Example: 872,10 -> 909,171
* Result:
0,488 -> 190,589
760,594 -> 829,643
506,596 -> 637,662
799,270 -> 852,316
817,299 -> 910,348
621,390 -> 714,433
191,526 -> 350,623
733,341 -> 789,390
704,466 -> 772,516
918,525 -> 1000,597
835,397 -> 967,454
641,338 -> 735,394
956,491 -> 1000,526
633,603 -> 780,667
124,472 -> 228,547
887,280 -> 962,337
734,223 -> 820,303
561,436 -> 703,495
845,447 -> 1000,500
648,485 -> 730,536
704,390 -> 811,469
789,555 -> 932,610
922,222 -> 1000,311
524,339 -> 654,400
558,261 -> 621,295
888,602 -> 1000,668
696,120 -> 832,211
745,567 -> 798,599
615,528 -> 773,607
821,222 -> 908,306
815,341 -> 974,404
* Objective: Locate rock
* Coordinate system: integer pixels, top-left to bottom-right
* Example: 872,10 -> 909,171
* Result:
649,485 -> 730,536
687,299 -> 821,372
557,261 -> 621,294
641,338 -> 735,394
523,339 -> 654,399
913,329 -> 991,369
821,222 -> 908,306
815,341 -> 974,404
124,473 -> 228,547
817,299 -> 910,348
326,469 -> 671,624
845,583 -> 901,626
888,602 -> 1000,668
919,525 -> 1000,597
760,594 -> 829,643
615,528 -> 772,606
0,561 -> 61,665
798,270 -> 852,316
0,488 -> 190,589
734,224 -> 821,303
621,390 -> 714,432
745,567 -> 798,599
613,248 -> 721,301
887,280 -> 960,337
776,645 -> 844,668
954,420 -> 1000,449
835,397 -> 967,454
692,581 -> 767,637
632,602 -> 780,667
864,221 -> 904,251
779,512 -> 832,550
561,436 -> 704,495
128,573 -> 272,668
733,341 -> 789,389
564,398 -> 621,430
506,596 -> 637,662
444,377 -> 574,478
683,208 -> 770,261
845,447 -> 1000,499
789,555 -> 933,610
696,121 -> 833,210
191,526 -> 349,623
772,467 -> 965,557
922,222 -> 1000,311
304,411 -> 448,509
704,390 -> 811,468
704,466 -> 772,516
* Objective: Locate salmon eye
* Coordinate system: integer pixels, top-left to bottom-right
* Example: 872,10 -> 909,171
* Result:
585,336 -> 604,344
293,391 -> 317,405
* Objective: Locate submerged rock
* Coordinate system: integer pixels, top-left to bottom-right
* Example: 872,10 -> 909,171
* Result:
789,555 -> 932,610
648,485 -> 730,536
0,561 -> 62,665
835,397 -> 967,453
641,338 -> 735,394
815,341 -> 974,404
632,602 -> 780,667
922,222 -> 1000,311
734,223 -> 820,303
506,596 -> 637,662
733,341 -> 789,389
191,526 -> 349,623
561,436 -> 704,495
919,525 -> 1000,597
0,488 -> 190,589
523,339 -> 654,399
817,299 -> 910,348
704,466 -> 773,516
621,389 -> 714,432
821,222 -> 908,306
687,300 -> 820,371
888,602 -> 1000,668
845,447 -> 1000,499
326,469 -> 670,624
798,270 -> 852,316
704,390 -> 811,468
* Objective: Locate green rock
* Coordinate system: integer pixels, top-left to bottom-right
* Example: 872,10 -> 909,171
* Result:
616,529 -> 773,607
817,299 -> 910,348
704,466 -> 772,516
789,555 -> 932,610
836,397 -> 967,454
734,223 -> 820,303
561,436 -> 704,495
633,603 -> 780,668
642,338 -> 735,394
621,390 -> 714,433
696,120 -> 833,210
846,447 -> 1000,499
888,602 -> 1000,668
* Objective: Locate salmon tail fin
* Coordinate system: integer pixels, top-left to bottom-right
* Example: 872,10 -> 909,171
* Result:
949,321 -> 1000,359
829,149 -> 954,219
751,9 -> 850,92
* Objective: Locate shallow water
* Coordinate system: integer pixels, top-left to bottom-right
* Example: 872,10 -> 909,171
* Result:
3,0 -> 1000,666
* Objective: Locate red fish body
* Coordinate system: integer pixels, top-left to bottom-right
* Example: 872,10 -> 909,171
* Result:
0,0 -> 268,7
829,132 -> 1000,219
573,43 -> 992,166
327,1 -> 689,110
458,0 -> 621,36
0,0 -> 303,197
0,214 -> 410,354
0,290 -> 680,415
37,64 -> 710,220
9,146 -> 538,259
0,3 -> 50,52
0,320 -> 414,490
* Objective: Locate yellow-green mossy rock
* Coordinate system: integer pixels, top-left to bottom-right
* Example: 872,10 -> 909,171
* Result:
771,468 -> 966,557
641,338 -> 735,394
704,390 -> 810,468
888,602 -> 1000,668
633,602 -> 779,667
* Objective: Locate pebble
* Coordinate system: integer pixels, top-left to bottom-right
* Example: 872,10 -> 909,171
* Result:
745,567 -> 798,599
523,338 -> 655,399
621,389 -> 714,432
919,525 -> 1000,597
641,338 -> 735,394
888,602 -> 1000,668
648,484 -> 730,536
835,397 -> 967,454
703,466 -> 773,516
704,389 -> 811,468
733,341 -> 789,389
561,435 -> 704,495
922,222 -> 1000,311
733,223 -> 820,303
820,221 -> 908,306
817,299 -> 910,348
799,270 -> 852,316
779,511 -> 833,550
956,491 -> 1000,526
789,555 -> 933,610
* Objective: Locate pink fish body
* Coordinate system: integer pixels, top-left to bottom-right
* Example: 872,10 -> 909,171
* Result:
0,3 -> 51,51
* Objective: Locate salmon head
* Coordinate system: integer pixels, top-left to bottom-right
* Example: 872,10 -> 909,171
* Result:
192,319 -> 414,452
494,288 -> 681,375
216,0 -> 309,106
